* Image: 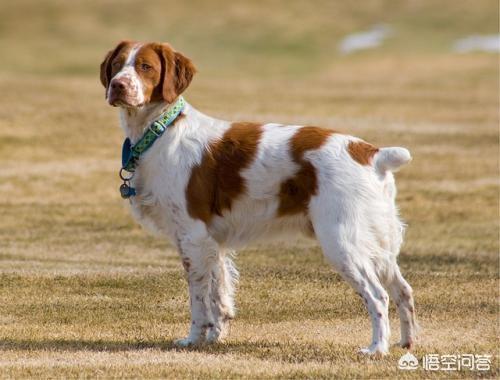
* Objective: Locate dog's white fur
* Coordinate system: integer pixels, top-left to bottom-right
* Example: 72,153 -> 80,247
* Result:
106,44 -> 417,355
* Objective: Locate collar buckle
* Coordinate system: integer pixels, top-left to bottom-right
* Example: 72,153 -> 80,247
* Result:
148,122 -> 163,137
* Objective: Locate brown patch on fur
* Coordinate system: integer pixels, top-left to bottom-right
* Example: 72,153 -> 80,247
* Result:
277,127 -> 334,216
186,122 -> 262,224
133,44 -> 163,102
347,141 -> 379,166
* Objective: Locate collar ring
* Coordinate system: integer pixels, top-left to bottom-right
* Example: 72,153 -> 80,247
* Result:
119,168 -> 135,181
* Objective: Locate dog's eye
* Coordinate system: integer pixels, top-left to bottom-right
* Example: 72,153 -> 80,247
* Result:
140,63 -> 152,71
112,61 -> 122,68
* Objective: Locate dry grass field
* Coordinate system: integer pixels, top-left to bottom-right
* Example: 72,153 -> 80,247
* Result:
0,0 -> 498,378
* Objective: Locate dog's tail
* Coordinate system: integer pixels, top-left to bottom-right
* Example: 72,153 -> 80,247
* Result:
373,147 -> 412,176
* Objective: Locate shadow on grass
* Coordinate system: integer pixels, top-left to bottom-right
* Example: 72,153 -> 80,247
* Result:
0,338 -> 174,352
0,338 -> 370,363
0,253 -> 178,268
399,252 -> 497,274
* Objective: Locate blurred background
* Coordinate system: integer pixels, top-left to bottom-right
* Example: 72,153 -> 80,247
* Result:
0,1 -> 498,378
1,0 -> 498,119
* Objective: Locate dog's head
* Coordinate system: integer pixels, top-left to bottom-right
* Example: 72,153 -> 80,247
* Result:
100,41 -> 196,108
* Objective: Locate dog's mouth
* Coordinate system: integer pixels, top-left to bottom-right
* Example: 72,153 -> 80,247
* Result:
111,99 -> 132,108
108,95 -> 144,108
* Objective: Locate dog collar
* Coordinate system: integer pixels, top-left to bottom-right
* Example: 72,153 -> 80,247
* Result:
119,96 -> 185,199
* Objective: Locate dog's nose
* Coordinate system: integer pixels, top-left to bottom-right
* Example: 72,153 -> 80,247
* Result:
111,79 -> 126,91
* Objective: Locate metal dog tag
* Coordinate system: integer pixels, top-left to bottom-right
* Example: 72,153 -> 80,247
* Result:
120,183 -> 136,199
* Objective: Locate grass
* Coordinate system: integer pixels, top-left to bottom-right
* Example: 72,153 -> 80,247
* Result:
0,0 -> 498,378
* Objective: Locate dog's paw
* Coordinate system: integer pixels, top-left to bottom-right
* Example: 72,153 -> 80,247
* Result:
205,321 -> 230,344
358,342 -> 389,356
206,326 -> 228,344
399,338 -> 414,350
205,329 -> 222,344
174,337 -> 198,348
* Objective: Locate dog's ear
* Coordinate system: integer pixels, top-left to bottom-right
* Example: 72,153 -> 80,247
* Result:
156,44 -> 196,103
172,51 -> 196,99
100,40 -> 133,90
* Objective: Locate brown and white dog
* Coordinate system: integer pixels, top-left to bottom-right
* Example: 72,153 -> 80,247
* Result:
100,40 -> 417,355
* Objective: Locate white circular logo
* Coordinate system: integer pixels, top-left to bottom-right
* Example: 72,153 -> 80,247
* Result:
398,352 -> 419,370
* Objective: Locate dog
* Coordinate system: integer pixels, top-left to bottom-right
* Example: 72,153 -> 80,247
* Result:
100,40 -> 417,355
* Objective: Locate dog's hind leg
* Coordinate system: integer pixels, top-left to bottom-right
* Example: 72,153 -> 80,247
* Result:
342,260 -> 390,355
206,252 -> 239,343
311,205 -> 391,355
374,206 -> 417,349
386,263 -> 417,349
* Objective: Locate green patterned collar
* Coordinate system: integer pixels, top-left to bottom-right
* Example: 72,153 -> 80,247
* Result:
119,96 -> 185,198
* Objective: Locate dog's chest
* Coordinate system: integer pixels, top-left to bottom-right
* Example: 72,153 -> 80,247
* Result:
127,143 -> 190,238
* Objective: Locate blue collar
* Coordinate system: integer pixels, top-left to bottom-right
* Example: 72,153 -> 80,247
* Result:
119,97 -> 185,199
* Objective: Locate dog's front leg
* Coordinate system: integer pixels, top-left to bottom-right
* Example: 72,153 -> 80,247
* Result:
175,234 -> 218,347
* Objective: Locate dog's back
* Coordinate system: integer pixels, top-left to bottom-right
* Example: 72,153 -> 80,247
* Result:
181,122 -> 410,254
